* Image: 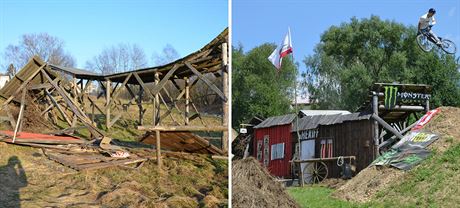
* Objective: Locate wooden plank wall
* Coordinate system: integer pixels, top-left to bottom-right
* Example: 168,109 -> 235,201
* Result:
316,120 -> 375,178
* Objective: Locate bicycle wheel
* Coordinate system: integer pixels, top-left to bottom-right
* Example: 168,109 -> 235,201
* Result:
441,39 -> 457,54
416,34 -> 434,52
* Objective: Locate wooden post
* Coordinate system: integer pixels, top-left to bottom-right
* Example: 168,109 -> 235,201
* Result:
13,88 -> 27,143
156,130 -> 161,168
425,99 -> 430,112
138,87 -> 144,125
185,77 -> 190,125
71,76 -> 78,127
106,79 -> 111,129
154,72 -> 161,167
221,43 -> 229,152
91,101 -> 95,125
372,91 -> 379,158
154,72 -> 160,126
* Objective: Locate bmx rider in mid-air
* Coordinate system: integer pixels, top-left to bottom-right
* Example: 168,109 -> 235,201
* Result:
418,8 -> 441,46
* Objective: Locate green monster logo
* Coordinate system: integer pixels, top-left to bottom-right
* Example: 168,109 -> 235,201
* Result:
384,86 -> 398,109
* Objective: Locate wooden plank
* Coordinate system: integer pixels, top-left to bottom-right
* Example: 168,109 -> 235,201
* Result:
28,83 -> 52,90
133,72 -> 154,99
185,62 -> 227,102
156,130 -> 161,168
46,89 -> 72,125
74,158 -> 147,171
149,65 -> 178,96
176,77 -> 199,101
185,77 -> 190,125
138,125 -> 228,132
106,79 -> 111,129
107,113 -> 123,128
12,89 -> 26,142
153,72 -> 159,125
40,104 -> 54,116
221,42 -> 228,152
5,138 -> 84,144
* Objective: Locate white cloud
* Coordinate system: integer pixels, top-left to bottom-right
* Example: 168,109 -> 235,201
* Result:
448,7 -> 456,17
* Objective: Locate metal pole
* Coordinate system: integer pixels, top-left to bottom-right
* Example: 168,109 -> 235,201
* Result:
372,91 -> 379,158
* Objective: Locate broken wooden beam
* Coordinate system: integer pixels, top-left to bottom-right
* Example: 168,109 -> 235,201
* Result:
137,125 -> 228,132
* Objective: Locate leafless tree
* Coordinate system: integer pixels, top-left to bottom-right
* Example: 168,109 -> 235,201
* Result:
152,44 -> 180,66
2,33 -> 76,77
86,43 -> 148,75
7,64 -> 16,79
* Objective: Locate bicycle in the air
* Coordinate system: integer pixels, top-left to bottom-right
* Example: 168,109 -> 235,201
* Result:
416,25 -> 457,54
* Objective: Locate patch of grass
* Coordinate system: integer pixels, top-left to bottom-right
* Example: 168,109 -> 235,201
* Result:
288,186 -> 360,208
445,136 -> 454,144
370,142 -> 460,207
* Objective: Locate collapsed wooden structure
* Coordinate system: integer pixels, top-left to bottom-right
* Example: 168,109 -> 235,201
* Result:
0,28 -> 229,167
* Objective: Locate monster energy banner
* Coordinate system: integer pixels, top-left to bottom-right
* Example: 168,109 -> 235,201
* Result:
383,86 -> 431,109
372,131 -> 439,170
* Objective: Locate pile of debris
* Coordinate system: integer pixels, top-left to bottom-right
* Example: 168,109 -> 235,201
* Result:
232,157 -> 299,208
0,130 -> 152,171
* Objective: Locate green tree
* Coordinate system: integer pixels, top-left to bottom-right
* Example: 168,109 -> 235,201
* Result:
302,15 -> 460,111
232,43 -> 297,128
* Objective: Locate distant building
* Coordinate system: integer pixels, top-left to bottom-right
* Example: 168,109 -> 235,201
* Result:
0,75 -> 10,89
291,96 -> 312,109
85,81 -> 98,95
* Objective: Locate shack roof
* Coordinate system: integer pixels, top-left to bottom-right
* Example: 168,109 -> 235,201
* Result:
299,110 -> 350,117
254,114 -> 296,129
291,112 -> 372,132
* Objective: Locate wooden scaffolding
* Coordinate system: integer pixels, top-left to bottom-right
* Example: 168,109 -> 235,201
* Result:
359,83 -> 432,156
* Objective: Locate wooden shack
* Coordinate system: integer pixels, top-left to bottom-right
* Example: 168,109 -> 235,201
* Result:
253,114 -> 296,178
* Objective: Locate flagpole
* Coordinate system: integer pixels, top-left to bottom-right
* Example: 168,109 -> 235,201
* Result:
288,27 -> 303,187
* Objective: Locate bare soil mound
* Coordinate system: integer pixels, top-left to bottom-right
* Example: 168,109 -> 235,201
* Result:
232,157 -> 299,208
334,107 -> 460,202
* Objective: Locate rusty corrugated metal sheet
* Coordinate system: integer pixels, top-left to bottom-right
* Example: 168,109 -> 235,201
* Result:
292,112 -> 372,132
254,124 -> 293,178
254,114 -> 296,129
140,131 -> 224,155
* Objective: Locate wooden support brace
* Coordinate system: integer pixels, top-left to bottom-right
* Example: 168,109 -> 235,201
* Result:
185,62 -> 227,102
40,68 -> 104,138
371,114 -> 403,140
46,89 -> 72,125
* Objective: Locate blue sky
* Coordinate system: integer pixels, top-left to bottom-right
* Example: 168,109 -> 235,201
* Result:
233,0 -> 460,74
0,0 -> 228,69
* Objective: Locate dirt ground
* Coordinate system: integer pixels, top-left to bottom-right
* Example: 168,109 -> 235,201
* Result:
232,157 -> 299,208
333,107 -> 460,203
0,143 -> 228,208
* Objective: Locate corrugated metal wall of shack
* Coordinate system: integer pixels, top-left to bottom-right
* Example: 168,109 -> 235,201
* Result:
254,124 -> 293,178
315,119 -> 375,178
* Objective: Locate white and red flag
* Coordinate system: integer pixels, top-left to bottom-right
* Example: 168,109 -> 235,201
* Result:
268,27 -> 293,70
